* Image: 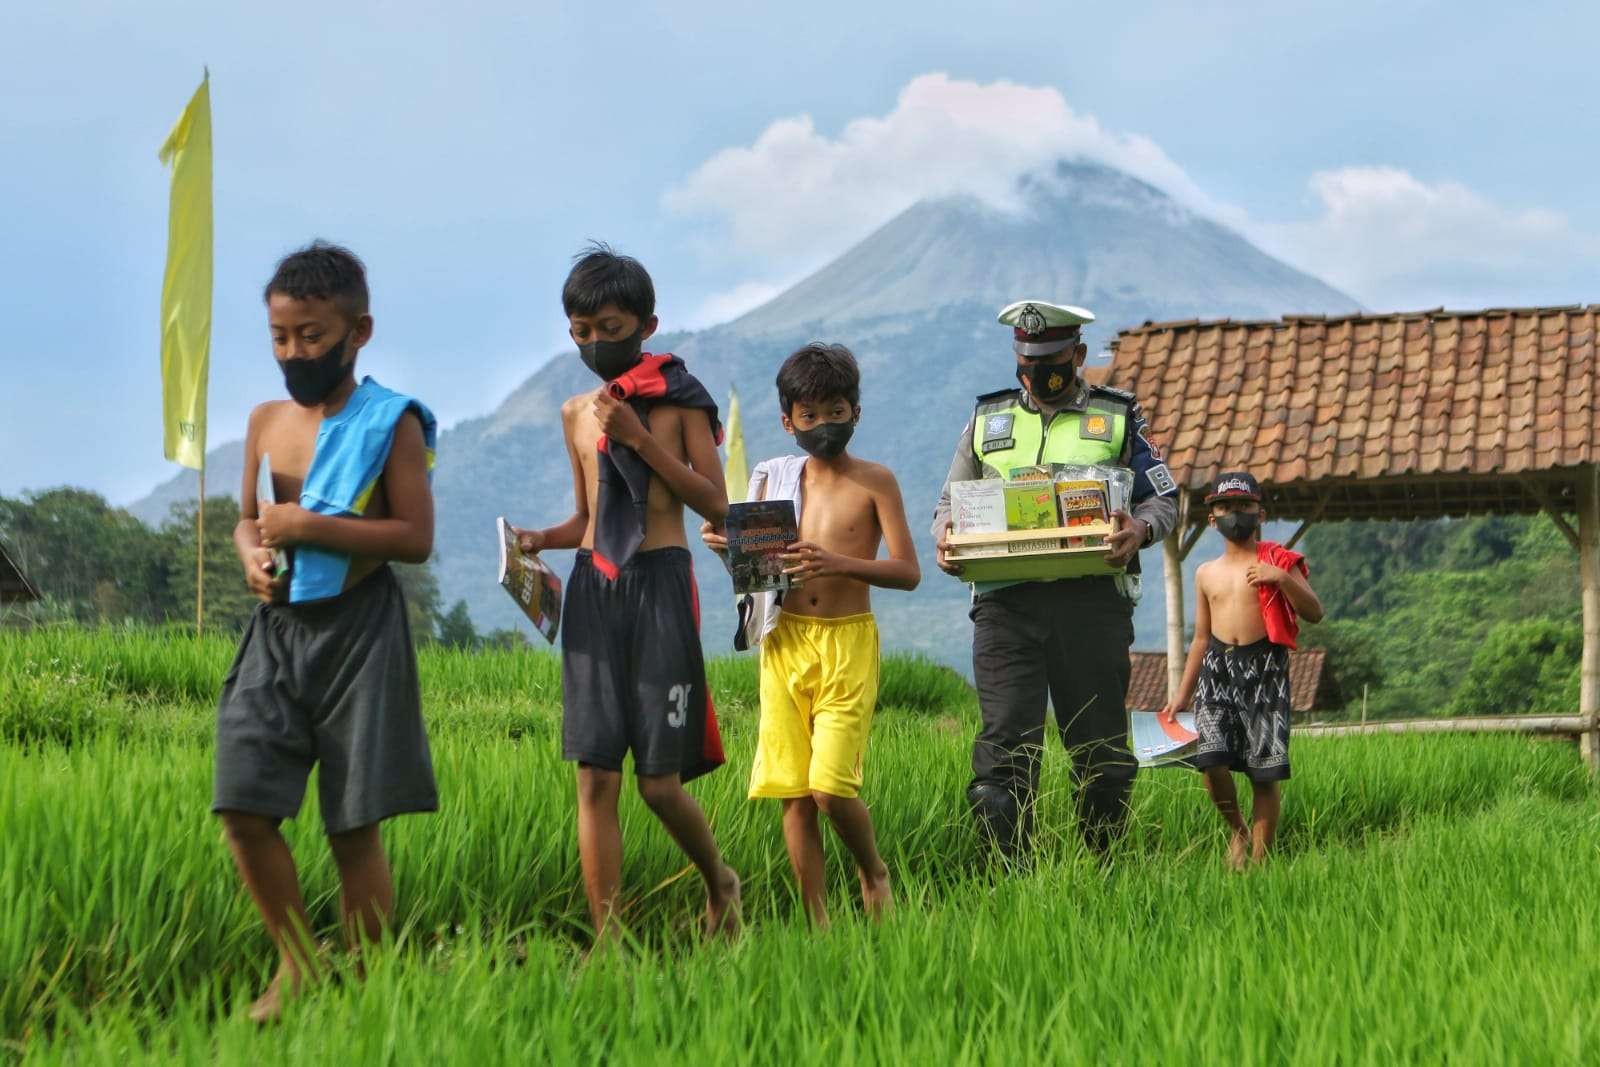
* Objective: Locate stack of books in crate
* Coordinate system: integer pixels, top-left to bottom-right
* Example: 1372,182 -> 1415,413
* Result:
946,464 -> 1132,582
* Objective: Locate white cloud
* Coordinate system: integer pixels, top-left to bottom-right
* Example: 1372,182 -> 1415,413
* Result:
1250,166 -> 1580,308
663,73 -> 1238,268
668,72 -> 1592,321
681,280 -> 788,330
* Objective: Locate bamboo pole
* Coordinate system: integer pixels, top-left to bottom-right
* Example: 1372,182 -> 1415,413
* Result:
1579,465 -> 1599,772
1298,715 -> 1586,738
196,467 -> 205,637
1164,491 -> 1198,702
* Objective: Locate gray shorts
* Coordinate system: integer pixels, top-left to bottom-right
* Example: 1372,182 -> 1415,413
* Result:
212,565 -> 437,834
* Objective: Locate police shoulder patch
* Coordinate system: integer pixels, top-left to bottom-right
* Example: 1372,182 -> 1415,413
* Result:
1146,463 -> 1178,496
976,387 -> 1022,404
1091,383 -> 1135,402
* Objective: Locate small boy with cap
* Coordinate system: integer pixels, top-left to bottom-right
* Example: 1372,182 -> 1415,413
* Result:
1159,471 -> 1323,869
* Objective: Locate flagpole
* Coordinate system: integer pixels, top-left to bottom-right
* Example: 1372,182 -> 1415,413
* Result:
196,467 -> 205,636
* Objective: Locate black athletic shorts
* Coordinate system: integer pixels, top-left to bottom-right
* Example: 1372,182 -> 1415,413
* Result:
1192,635 -> 1292,782
212,565 -> 438,834
561,547 -> 724,782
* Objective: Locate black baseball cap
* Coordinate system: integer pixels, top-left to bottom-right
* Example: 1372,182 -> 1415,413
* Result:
1204,471 -> 1262,504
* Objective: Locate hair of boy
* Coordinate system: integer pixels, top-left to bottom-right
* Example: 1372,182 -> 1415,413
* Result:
262,240 -> 370,321
561,241 -> 656,321
775,342 -> 861,413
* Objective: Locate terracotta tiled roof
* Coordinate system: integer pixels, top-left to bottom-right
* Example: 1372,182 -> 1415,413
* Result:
0,542 -> 40,604
1107,307 -> 1600,522
1127,648 -> 1330,714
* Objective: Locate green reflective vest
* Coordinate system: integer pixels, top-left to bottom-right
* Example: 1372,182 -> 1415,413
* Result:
970,388 -> 1129,478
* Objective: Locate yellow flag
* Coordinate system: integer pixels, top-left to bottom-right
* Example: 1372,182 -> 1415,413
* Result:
724,386 -> 749,504
158,73 -> 212,470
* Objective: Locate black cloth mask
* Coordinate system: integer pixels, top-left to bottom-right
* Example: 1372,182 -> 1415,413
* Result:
1017,360 -> 1075,403
579,329 -> 644,381
278,333 -> 353,407
1216,511 -> 1259,543
795,421 -> 854,460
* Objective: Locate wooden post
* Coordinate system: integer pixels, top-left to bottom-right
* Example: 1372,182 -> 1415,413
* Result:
1163,489 -> 1191,702
1361,684 -> 1368,725
1579,465 -> 1599,771
196,468 -> 205,637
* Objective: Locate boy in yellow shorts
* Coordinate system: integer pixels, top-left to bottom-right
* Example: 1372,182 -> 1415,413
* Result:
703,343 -> 920,925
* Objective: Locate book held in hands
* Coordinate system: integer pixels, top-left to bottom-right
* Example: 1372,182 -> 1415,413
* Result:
724,499 -> 798,596
495,517 -> 561,644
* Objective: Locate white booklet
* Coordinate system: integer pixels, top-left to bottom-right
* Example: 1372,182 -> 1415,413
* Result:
1129,710 -> 1198,767
256,452 -> 290,576
496,517 -> 561,644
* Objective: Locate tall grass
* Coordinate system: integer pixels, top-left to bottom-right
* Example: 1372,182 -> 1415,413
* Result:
3,629 -> 1597,1063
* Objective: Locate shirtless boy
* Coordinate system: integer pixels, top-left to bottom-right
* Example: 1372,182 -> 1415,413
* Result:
215,242 -> 439,1021
704,343 -> 920,926
512,244 -> 739,943
1160,471 -> 1323,869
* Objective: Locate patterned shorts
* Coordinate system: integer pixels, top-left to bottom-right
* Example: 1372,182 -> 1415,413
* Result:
1193,636 -> 1291,782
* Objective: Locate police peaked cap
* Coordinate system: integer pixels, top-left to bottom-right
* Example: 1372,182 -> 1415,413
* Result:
998,300 -> 1095,357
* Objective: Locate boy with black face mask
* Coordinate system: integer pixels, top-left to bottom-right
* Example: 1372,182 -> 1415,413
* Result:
510,243 -> 741,946
1159,471 -> 1324,870
215,242 -> 439,1022
702,343 -> 920,926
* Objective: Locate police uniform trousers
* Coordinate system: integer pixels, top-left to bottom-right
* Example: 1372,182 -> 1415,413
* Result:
968,575 -> 1136,858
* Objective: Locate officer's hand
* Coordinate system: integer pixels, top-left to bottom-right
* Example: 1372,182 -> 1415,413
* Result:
700,520 -> 728,553
1105,509 -> 1148,567
935,521 -> 963,576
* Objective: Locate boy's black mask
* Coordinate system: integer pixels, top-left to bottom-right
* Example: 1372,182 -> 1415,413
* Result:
795,421 -> 854,460
1216,512 -> 1259,543
279,333 -> 353,407
579,328 -> 644,381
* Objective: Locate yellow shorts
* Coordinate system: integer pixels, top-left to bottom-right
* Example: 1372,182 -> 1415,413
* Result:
748,611 -> 880,800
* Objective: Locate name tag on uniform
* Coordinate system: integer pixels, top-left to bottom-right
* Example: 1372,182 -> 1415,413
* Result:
981,413 -> 1014,453
1080,412 -> 1113,441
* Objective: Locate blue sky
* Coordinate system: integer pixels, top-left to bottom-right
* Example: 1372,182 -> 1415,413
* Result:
4,0 -> 1597,504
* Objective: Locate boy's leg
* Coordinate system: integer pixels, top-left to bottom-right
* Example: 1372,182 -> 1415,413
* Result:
218,811 -> 318,1021
1249,780 -> 1281,863
327,822 -> 393,949
576,764 -> 625,942
780,796 -> 829,927
635,773 -> 741,936
1201,768 -> 1250,871
812,791 -> 893,920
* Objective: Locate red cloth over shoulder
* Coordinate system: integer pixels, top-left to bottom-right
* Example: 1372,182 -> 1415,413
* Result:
1256,540 -> 1309,649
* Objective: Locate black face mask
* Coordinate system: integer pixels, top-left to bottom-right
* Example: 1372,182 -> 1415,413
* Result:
1216,511 -> 1260,543
279,333 -> 353,407
578,329 -> 644,381
1017,359 -> 1075,403
795,420 -> 855,460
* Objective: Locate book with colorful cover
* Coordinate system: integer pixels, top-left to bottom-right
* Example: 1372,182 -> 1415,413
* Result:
1129,710 -> 1199,766
496,517 -> 561,643
724,499 -> 798,595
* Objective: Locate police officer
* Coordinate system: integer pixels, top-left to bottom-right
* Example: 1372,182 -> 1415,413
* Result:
932,300 -> 1178,859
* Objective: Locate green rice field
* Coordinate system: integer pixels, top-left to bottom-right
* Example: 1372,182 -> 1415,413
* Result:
3,627 -> 1598,1064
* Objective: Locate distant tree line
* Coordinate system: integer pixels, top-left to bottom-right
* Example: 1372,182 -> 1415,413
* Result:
1297,513 -> 1581,717
0,488 -> 527,649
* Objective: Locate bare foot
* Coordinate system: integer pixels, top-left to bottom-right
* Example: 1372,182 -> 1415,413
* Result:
860,867 -> 895,922
247,964 -> 308,1025
1227,832 -> 1249,873
1251,843 -> 1271,866
704,865 -> 742,939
